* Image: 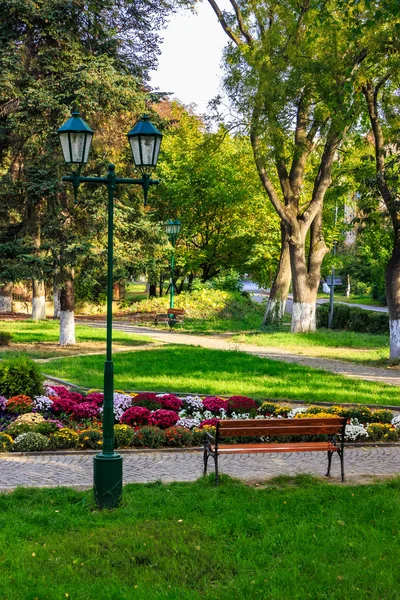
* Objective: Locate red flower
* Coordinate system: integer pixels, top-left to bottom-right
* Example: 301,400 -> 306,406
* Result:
158,394 -> 183,412
203,397 -> 228,413
121,406 -> 151,426
148,409 -> 179,429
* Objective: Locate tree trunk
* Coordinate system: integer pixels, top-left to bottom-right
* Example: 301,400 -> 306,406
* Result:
59,278 -> 76,345
263,223 -> 291,325
149,282 -> 157,298
385,244 -> 400,358
113,282 -> 120,301
32,279 -> 46,320
188,273 -> 194,290
0,283 -> 12,313
53,283 -> 61,318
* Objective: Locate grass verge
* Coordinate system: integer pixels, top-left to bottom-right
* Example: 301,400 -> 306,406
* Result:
1,476 -> 400,599
0,321 -> 153,359
42,345 -> 400,406
233,329 -> 390,365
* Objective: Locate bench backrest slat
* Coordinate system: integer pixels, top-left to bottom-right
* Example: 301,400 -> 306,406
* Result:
217,418 -> 345,438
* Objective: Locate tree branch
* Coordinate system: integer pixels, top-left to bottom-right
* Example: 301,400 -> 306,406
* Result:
207,0 -> 243,46
229,0 -> 253,46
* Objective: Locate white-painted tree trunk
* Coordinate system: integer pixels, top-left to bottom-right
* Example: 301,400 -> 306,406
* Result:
0,294 -> 11,313
60,310 -> 76,345
291,302 -> 316,333
264,298 -> 286,324
53,284 -> 61,318
32,295 -> 46,321
389,320 -> 400,359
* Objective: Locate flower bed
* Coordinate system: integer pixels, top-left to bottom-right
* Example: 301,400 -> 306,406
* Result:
0,385 -> 398,451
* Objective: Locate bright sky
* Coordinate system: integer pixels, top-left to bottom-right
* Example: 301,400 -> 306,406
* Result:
149,1 -> 231,116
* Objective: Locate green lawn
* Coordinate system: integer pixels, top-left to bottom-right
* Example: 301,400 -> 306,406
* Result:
233,329 -> 390,365
0,320 -> 153,359
42,345 -> 400,406
1,476 -> 400,599
317,293 -> 386,307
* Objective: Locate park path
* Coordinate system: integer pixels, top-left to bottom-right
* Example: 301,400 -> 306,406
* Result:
83,321 -> 400,387
1,446 -> 399,491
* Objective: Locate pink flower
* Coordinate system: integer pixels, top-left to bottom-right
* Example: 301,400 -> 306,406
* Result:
72,402 -> 100,420
148,409 -> 179,429
199,418 -> 220,428
51,398 -> 77,414
157,394 -> 183,412
85,393 -> 104,406
228,396 -> 258,413
202,397 -> 228,413
121,406 -> 151,426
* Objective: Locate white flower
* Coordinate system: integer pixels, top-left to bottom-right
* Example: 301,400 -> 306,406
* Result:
176,418 -> 200,429
391,415 -> 400,429
44,386 -> 58,397
344,420 -> 368,442
287,407 -> 308,418
203,410 -> 214,419
32,395 -> 53,412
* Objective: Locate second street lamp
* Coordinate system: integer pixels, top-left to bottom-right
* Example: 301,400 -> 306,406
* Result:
164,219 -> 181,323
57,111 -> 162,509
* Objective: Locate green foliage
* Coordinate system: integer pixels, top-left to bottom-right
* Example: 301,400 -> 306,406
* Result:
13,432 -> 49,452
78,429 -> 102,450
0,357 -> 44,398
0,432 -> 13,452
114,424 -> 135,448
317,303 -> 389,334
0,331 -> 12,346
133,426 -> 167,449
369,410 -> 394,425
34,422 -> 62,436
48,428 -> 79,450
367,423 -> 398,442
5,422 -> 33,439
164,426 -> 193,448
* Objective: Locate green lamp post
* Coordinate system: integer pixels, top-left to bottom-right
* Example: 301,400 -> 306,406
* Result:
58,111 -> 162,509
164,219 -> 181,321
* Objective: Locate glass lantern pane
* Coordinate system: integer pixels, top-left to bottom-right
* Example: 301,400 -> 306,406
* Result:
130,137 -> 142,167
141,136 -> 156,166
70,132 -> 86,163
153,137 -> 161,165
165,223 -> 173,234
83,133 -> 93,164
59,133 -> 72,163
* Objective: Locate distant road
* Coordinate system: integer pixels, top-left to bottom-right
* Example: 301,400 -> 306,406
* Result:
241,281 -> 388,314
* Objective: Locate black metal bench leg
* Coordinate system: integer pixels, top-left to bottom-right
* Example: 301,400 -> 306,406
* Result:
203,446 -> 209,475
339,450 -> 345,482
214,453 -> 219,485
326,451 -> 333,477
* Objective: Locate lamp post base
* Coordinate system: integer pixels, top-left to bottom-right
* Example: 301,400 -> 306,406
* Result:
93,453 -> 123,509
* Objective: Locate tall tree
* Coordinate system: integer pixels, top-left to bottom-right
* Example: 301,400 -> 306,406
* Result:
205,0 -> 383,332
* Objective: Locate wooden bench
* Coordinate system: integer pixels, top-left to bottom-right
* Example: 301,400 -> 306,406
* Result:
155,308 -> 184,329
203,417 -> 347,484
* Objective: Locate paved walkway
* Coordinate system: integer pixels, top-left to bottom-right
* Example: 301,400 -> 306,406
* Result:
1,446 -> 399,491
82,321 -> 400,387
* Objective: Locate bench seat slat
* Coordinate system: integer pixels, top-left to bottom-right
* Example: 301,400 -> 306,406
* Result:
219,425 -> 343,437
217,442 -> 337,454
219,418 -> 344,428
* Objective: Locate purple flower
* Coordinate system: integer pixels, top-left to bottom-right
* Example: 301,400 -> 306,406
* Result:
32,395 -> 54,412
0,396 -> 7,412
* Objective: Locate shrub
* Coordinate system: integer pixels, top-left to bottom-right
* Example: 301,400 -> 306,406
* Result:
148,409 -> 179,429
157,394 -> 183,412
114,424 -> 135,448
367,423 -> 398,442
131,393 -> 162,411
370,409 -> 394,424
13,432 -> 49,452
78,429 -> 102,449
120,406 -> 151,426
133,426 -> 167,449
316,303 -> 389,334
85,392 -> 104,405
6,422 -> 35,438
165,426 -> 193,447
228,396 -> 259,416
211,269 -> 243,292
0,432 -> 13,451
6,395 -> 33,415
336,406 -> 372,425
49,428 -> 79,450
0,331 -> 12,346
71,402 -> 100,420
202,397 -> 229,414
0,356 -> 44,398
34,421 -> 62,436
258,402 -> 278,416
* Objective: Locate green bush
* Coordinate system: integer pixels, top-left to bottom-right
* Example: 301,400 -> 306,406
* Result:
34,421 -> 62,436
0,331 -> 12,346
114,424 -> 135,448
0,432 -> 13,452
0,357 -> 44,398
369,409 -> 394,424
48,428 -> 78,450
6,422 -> 34,438
133,426 -> 167,449
317,303 -> 389,334
366,423 -> 398,442
78,429 -> 102,450
165,426 -> 193,447
13,432 -> 49,452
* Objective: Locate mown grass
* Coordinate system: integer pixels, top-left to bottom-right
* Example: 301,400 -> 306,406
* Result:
1,476 -> 400,600
233,329 -> 390,365
42,345 -> 400,406
0,321 -> 153,359
317,293 -> 386,307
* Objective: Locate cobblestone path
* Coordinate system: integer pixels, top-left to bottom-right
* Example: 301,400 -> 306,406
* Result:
1,447 -> 399,491
79,321 -> 400,387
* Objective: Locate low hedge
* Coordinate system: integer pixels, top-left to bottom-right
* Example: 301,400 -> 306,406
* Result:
317,303 -> 389,334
